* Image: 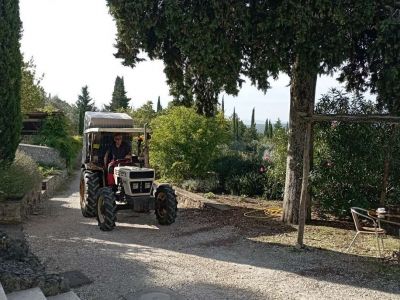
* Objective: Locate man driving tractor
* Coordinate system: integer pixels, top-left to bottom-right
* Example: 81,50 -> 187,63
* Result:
103,133 -> 132,167
103,133 -> 132,185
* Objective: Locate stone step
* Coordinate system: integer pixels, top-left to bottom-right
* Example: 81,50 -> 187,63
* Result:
7,287 -> 46,300
0,283 -> 7,300
47,291 -> 81,300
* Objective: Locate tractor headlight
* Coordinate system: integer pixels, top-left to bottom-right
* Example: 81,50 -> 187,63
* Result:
144,182 -> 151,189
132,182 -> 139,190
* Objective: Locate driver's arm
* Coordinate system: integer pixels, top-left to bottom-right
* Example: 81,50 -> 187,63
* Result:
124,142 -> 132,160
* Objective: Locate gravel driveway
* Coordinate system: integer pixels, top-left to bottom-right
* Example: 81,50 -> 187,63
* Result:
24,171 -> 400,300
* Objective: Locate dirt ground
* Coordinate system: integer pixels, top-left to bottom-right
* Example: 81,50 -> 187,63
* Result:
23,170 -> 400,300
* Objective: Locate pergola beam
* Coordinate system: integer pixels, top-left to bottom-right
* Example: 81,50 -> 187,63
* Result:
299,113 -> 400,124
296,112 -> 400,248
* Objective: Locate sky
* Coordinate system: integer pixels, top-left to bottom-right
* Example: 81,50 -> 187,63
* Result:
19,0 -> 364,124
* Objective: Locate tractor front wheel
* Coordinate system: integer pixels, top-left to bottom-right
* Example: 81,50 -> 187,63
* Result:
80,170 -> 99,218
155,185 -> 177,225
96,187 -> 117,231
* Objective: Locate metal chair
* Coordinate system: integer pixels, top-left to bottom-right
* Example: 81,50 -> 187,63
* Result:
347,207 -> 386,257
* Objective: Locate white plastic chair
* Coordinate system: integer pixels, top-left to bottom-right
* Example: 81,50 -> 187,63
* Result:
347,207 -> 386,257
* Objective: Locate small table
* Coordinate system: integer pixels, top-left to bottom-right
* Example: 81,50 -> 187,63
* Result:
368,210 -> 400,251
368,210 -> 400,227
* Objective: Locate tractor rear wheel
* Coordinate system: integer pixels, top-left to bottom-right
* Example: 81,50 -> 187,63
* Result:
96,187 -> 117,231
79,170 -> 99,217
155,185 -> 177,225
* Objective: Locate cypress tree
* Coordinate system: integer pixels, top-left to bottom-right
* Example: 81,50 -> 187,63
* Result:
221,96 -> 225,116
250,108 -> 255,128
264,119 -> 269,137
76,85 -> 95,135
156,96 -> 162,112
249,107 -> 258,140
235,114 -> 239,141
232,107 -> 236,140
0,0 -> 22,169
106,76 -> 131,111
269,121 -> 273,138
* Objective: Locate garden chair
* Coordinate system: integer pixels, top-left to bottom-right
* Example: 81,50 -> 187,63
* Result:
347,207 -> 386,258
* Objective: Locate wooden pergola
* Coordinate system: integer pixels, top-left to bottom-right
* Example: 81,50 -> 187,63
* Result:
296,113 -> 400,247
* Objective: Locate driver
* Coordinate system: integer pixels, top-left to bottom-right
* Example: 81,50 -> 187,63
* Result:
103,133 -> 132,168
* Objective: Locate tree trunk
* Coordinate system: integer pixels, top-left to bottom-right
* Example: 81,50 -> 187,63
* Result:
282,56 -> 317,225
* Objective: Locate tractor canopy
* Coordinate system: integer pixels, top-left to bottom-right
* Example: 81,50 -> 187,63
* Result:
82,112 -> 151,167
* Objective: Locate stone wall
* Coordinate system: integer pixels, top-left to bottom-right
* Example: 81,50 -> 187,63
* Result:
41,170 -> 68,199
0,183 -> 41,224
18,143 -> 66,169
0,170 -> 68,224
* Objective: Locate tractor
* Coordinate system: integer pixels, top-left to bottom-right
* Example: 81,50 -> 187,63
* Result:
79,112 -> 177,231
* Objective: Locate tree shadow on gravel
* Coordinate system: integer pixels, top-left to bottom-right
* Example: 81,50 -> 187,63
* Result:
25,174 -> 400,298
72,207 -> 400,296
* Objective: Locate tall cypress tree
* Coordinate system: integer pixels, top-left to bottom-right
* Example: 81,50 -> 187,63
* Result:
264,119 -> 269,137
250,108 -> 255,128
0,0 -> 22,169
156,96 -> 162,112
269,121 -> 273,138
221,95 -> 225,116
248,107 -> 258,140
232,107 -> 236,140
106,76 -> 131,111
76,85 -> 95,135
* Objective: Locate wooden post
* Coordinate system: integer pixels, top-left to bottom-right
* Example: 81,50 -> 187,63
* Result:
297,121 -> 312,248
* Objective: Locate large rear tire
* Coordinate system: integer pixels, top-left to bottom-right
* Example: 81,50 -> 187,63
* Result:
79,170 -> 99,217
96,187 -> 117,231
155,185 -> 177,225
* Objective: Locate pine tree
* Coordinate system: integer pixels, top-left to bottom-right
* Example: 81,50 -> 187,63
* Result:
156,96 -> 162,112
76,85 -> 95,134
0,0 -> 22,169
106,76 -> 131,111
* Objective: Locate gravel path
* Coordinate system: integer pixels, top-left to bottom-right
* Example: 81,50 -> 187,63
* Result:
24,171 -> 400,300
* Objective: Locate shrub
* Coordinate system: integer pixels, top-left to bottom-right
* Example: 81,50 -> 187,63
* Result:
203,192 -> 216,199
38,164 -> 62,177
150,107 -> 229,182
211,151 -> 260,189
33,113 -> 81,168
0,150 -> 42,200
225,172 -> 266,196
181,175 -> 219,193
312,90 -> 400,218
263,128 -> 288,200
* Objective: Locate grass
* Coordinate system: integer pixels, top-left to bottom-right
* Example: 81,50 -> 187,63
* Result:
205,194 -> 400,260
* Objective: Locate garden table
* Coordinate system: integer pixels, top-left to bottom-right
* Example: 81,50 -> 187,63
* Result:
368,210 -> 400,251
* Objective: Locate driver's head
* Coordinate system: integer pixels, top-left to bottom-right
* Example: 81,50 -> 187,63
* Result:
114,133 -> 123,146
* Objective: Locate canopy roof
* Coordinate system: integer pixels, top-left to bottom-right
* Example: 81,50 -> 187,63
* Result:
84,112 -> 133,129
84,127 -> 150,134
